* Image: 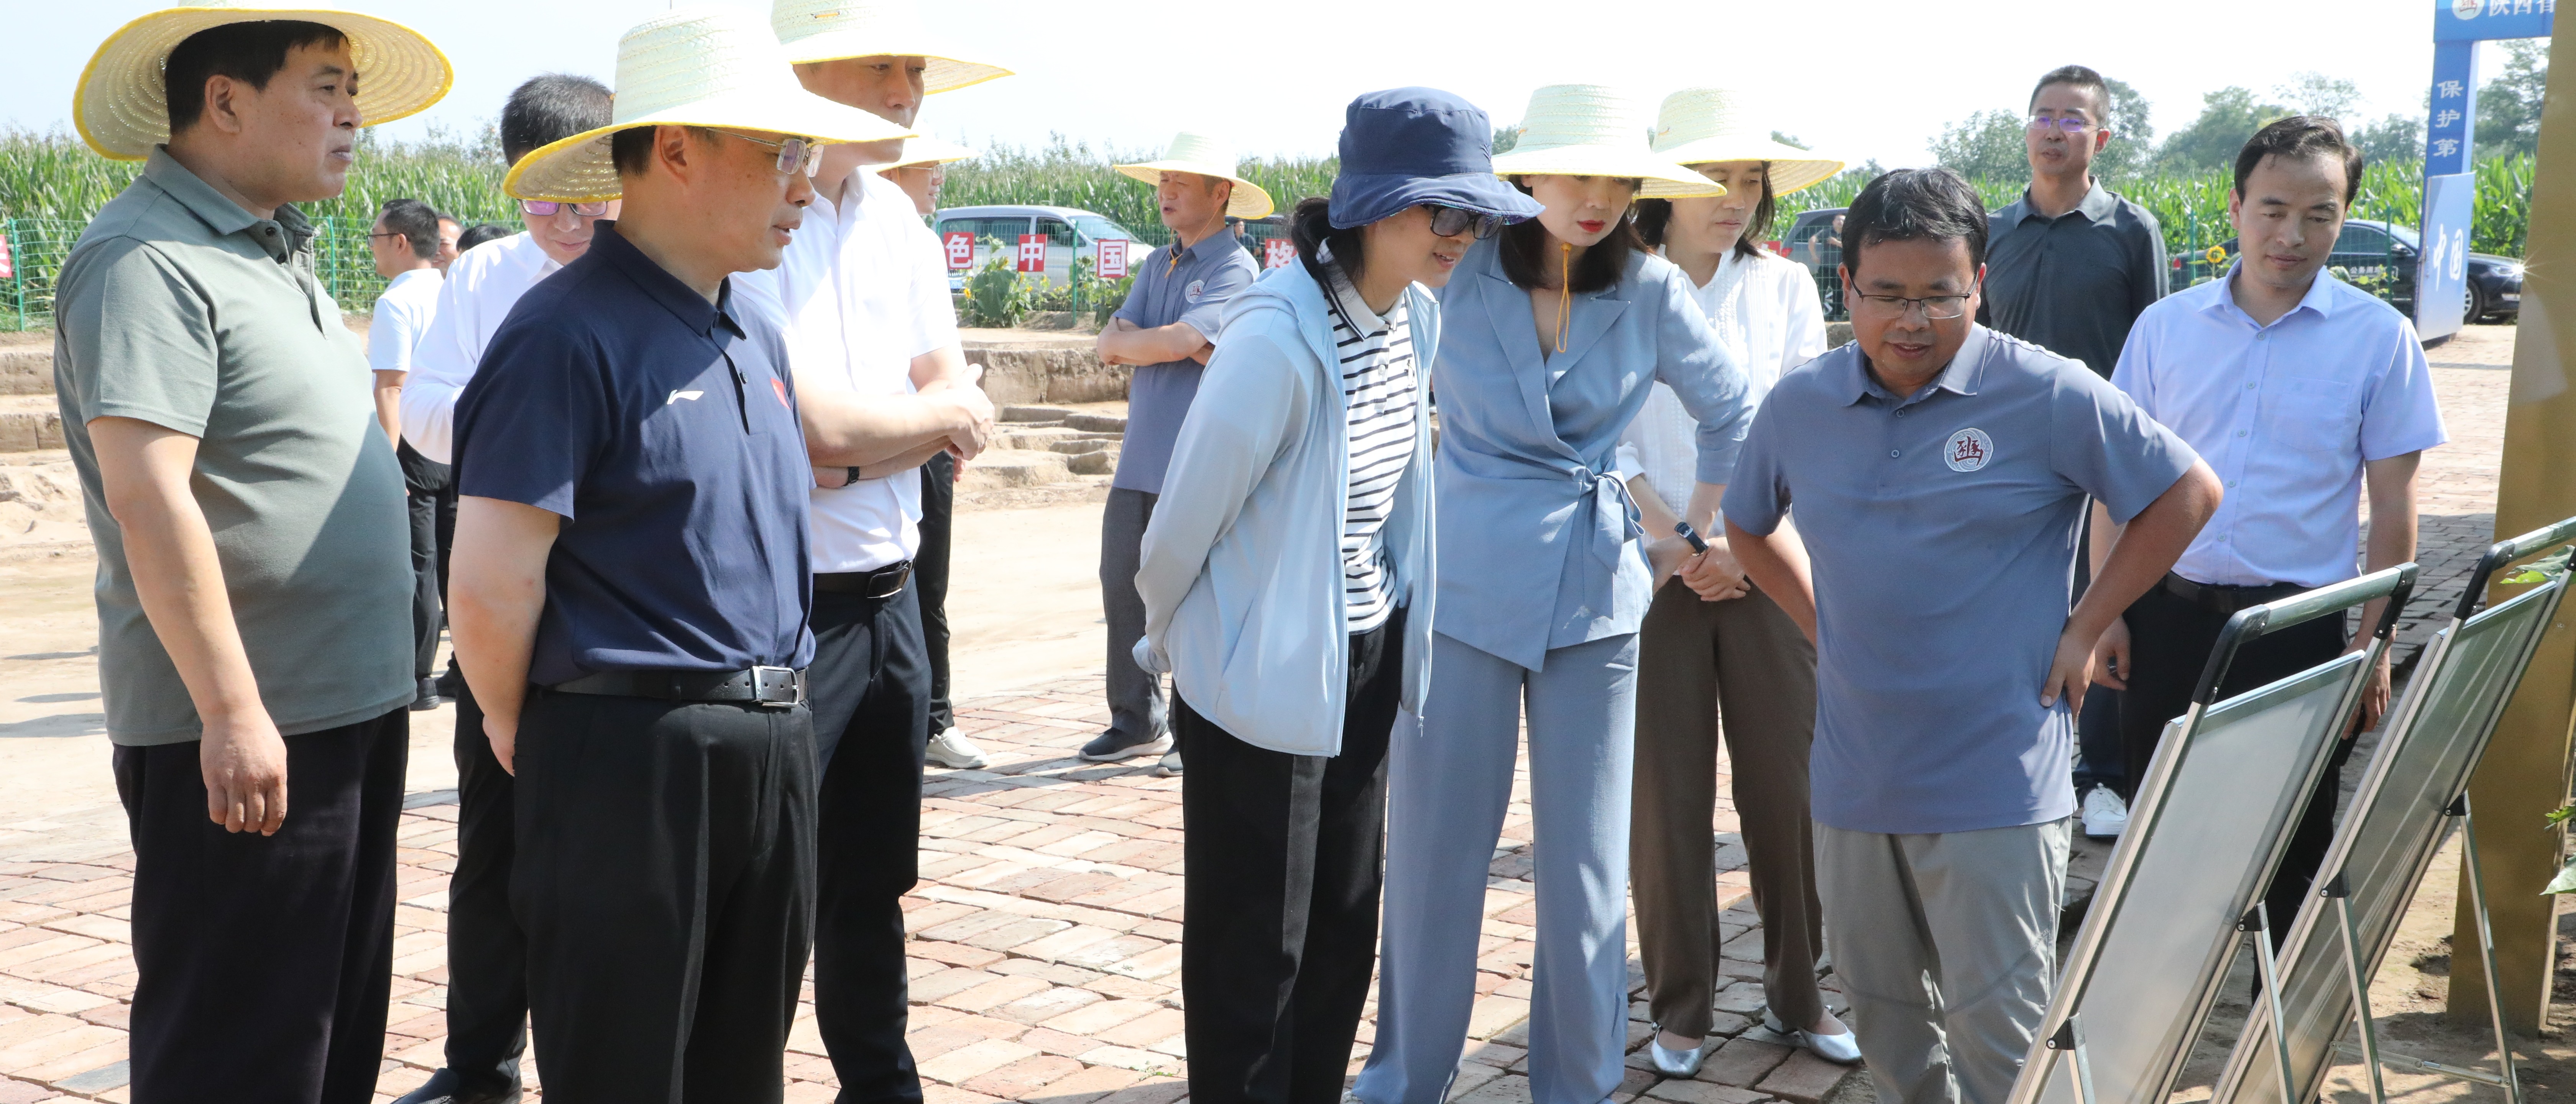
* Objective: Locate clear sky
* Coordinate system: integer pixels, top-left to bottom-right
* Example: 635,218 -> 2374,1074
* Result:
0,0 -> 2487,168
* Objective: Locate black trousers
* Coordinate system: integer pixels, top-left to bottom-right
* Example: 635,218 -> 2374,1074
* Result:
398,441 -> 450,682
115,708 -> 408,1104
919,451 -> 956,735
511,690 -> 818,1103
1177,608 -> 1404,1104
809,583 -> 932,1104
2117,582 -> 2354,943
434,481 -> 459,681
2067,524 -> 2123,793
444,684 -> 527,1096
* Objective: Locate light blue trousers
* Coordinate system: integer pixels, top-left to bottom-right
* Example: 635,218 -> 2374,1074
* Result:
1355,631 -> 1640,1104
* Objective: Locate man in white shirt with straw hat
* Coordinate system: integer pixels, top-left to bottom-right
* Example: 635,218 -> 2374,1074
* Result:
744,3 -> 1004,1100
52,4 -> 447,1099
1085,131 -> 1270,776
443,10 -> 908,1100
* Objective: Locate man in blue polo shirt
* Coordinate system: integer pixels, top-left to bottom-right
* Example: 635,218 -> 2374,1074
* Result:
1725,169 -> 2219,1104
445,12 -> 908,1100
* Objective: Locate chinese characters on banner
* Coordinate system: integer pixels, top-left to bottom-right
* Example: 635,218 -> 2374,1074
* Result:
941,231 -> 974,272
1015,234 -> 1047,274
1097,239 -> 1129,279
1262,238 -> 1298,270
2420,0 -> 2552,338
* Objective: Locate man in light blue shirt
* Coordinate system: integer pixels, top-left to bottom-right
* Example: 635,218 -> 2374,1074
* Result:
2103,116 -> 2445,943
1726,168 -> 2218,1104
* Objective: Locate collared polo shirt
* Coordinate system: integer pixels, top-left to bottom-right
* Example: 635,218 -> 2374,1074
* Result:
734,169 -> 958,572
401,231 -> 562,462
1723,325 -> 2198,834
368,266 -> 442,377
454,222 -> 814,686
1110,229 -> 1258,494
1980,179 -> 2169,378
2113,266 -> 2446,589
53,147 -> 413,745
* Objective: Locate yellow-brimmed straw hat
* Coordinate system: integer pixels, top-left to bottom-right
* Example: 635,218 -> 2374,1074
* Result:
1113,132 -> 1275,219
868,133 -> 976,171
770,0 -> 1011,94
506,7 -> 916,203
1651,88 -> 1845,197
73,0 -> 451,160
1490,84 -> 1725,199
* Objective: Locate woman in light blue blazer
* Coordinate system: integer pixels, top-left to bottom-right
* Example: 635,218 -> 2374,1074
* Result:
1352,84 -> 1758,1104
1132,89 -> 1541,1104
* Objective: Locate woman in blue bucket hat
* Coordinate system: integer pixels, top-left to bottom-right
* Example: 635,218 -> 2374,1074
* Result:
1130,87 -> 1538,1104
1353,84 -> 1759,1104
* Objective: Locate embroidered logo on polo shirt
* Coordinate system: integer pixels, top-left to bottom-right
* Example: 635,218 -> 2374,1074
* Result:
1945,428 -> 1994,472
771,378 -> 789,408
1185,279 -> 1206,302
667,389 -> 703,404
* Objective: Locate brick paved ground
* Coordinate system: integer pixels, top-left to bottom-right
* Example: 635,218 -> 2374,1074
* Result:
0,353 -> 2523,1104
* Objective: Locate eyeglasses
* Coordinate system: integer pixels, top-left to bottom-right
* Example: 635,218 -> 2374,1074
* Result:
520,200 -> 611,218
2027,114 -> 2096,134
1851,284 -> 1978,321
1426,205 -> 1504,240
720,131 -> 828,178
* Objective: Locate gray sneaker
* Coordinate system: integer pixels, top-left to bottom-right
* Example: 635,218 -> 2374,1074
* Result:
1155,748 -> 1182,777
1079,729 -> 1173,762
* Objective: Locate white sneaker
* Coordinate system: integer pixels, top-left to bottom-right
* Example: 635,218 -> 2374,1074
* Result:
1764,1011 -> 1863,1065
1156,748 -> 1183,776
2081,785 -> 2128,839
926,727 -> 989,770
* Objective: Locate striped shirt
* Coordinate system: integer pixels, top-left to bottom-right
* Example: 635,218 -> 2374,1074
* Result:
1323,266 -> 1420,634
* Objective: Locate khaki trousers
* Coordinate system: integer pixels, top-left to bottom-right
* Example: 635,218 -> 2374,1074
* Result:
1630,580 -> 1822,1039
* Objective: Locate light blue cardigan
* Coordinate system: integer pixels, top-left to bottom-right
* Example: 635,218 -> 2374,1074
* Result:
1431,238 -> 1755,671
1131,260 -> 1441,756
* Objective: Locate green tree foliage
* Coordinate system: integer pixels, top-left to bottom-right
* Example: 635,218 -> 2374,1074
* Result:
2354,114 -> 2425,168
1930,110 -> 2032,186
2092,77 -> 2158,180
2477,38 -> 2548,160
1772,131 -> 1808,150
2157,86 -> 2292,171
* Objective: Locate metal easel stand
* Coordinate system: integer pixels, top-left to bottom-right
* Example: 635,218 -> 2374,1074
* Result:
2045,1015 -> 2101,1104
2326,794 -> 2523,1104
2240,904 -> 2301,1104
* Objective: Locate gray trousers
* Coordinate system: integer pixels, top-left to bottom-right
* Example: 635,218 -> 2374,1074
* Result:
1100,487 -> 1168,744
1357,631 -> 1638,1104
1814,819 -> 2069,1104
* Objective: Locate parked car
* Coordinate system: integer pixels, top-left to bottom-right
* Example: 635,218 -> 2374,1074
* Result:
2198,219 -> 2524,324
933,204 -> 1156,291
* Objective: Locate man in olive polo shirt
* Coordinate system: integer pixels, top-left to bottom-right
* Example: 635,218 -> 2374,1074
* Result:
52,12 -> 441,1101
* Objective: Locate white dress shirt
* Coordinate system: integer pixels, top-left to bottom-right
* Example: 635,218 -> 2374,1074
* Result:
367,266 -> 442,376
398,232 -> 562,463
2112,266 -> 2448,588
1616,248 -> 1827,511
734,170 -> 962,573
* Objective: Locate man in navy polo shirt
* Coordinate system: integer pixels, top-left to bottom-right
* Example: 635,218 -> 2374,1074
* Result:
1724,169 -> 2219,1104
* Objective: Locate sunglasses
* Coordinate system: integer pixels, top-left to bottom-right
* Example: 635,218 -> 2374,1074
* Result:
520,200 -> 611,218
1426,205 -> 1505,240
2027,114 -> 2097,134
721,131 -> 828,178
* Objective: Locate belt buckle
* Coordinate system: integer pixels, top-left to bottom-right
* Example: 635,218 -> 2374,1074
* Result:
751,666 -> 804,710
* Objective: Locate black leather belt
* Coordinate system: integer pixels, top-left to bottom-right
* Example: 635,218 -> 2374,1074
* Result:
814,560 -> 911,598
2160,573 -> 2306,616
550,665 -> 806,709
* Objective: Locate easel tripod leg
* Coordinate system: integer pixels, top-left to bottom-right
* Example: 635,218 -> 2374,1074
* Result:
2456,796 -> 2525,1104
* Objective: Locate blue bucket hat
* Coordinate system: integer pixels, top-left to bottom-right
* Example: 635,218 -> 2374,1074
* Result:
1327,88 -> 1545,230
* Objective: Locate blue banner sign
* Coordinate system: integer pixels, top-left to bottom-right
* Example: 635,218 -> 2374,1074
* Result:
2417,172 -> 2476,340
2427,40 -> 2479,175
2433,0 -> 2555,41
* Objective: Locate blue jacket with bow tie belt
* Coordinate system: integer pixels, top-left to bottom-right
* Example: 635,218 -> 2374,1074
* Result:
1430,239 -> 1756,671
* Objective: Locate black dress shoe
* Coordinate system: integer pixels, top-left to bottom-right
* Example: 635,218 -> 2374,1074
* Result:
435,666 -> 465,698
393,1068 -> 521,1104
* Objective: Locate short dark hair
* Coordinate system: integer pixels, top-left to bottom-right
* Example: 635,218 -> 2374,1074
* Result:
164,20 -> 348,136
1633,164 -> 1779,262
456,223 -> 512,253
377,197 -> 440,261
1287,196 -> 1364,287
500,73 -> 613,165
610,125 -> 722,178
2029,64 -> 2110,121
1842,168 -> 1990,280
1497,177 -> 1648,294
2234,115 -> 2365,206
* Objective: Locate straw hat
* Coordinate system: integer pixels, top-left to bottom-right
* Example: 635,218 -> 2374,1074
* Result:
1650,88 -> 1846,197
73,0 -> 451,161
1489,85 -> 1724,199
1113,133 -> 1275,219
770,0 -> 1012,94
870,134 -> 976,171
505,7 -> 916,203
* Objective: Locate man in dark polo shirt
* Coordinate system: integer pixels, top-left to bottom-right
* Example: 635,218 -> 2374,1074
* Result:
1087,131 -> 1269,771
446,11 -> 907,1100
1726,169 -> 2217,1104
1978,64 -> 2171,838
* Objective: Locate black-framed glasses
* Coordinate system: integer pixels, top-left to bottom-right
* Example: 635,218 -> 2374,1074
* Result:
720,131 -> 827,178
1426,205 -> 1504,240
2026,113 -> 2096,134
1851,284 -> 1978,321
520,200 -> 611,218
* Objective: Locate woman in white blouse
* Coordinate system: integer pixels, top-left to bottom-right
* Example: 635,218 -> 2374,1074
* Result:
1614,87 -> 1858,1075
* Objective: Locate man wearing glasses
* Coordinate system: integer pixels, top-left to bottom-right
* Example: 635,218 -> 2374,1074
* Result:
1978,64 -> 2171,842
1724,169 -> 2217,1104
